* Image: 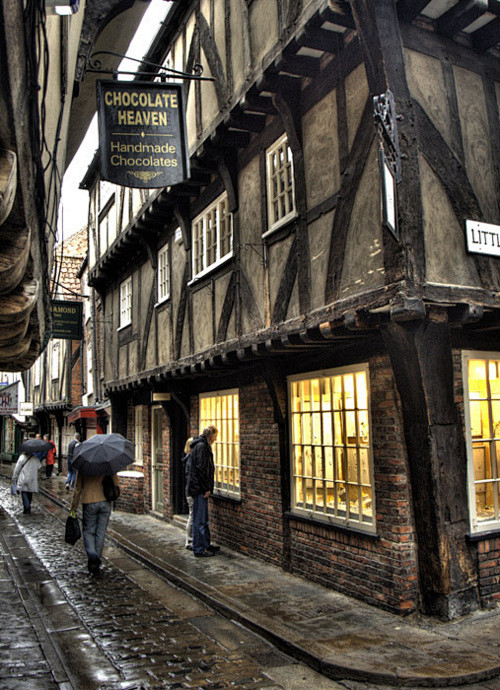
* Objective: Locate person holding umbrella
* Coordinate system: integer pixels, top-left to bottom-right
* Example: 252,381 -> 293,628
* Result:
70,433 -> 133,576
12,437 -> 52,513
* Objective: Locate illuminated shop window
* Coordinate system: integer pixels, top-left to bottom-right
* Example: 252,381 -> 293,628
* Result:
288,365 -> 375,531
464,352 -> 500,531
135,406 -> 143,466
199,389 -> 239,498
265,133 -> 296,234
192,193 -> 233,280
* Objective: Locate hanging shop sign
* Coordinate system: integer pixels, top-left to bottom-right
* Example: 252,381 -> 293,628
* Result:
97,80 -> 190,189
0,382 -> 18,416
19,402 -> 34,416
466,220 -> 500,258
51,300 -> 83,340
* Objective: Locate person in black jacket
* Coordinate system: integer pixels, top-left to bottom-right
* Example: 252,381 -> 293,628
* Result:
186,425 -> 219,557
65,432 -> 81,491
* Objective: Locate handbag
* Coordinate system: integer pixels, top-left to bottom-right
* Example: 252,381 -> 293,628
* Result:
65,512 -> 81,545
102,475 -> 120,502
11,482 -> 17,495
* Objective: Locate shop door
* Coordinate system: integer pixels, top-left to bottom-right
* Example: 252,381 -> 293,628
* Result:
151,406 -> 164,513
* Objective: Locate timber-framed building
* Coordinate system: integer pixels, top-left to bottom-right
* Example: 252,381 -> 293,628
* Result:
82,0 -> 500,619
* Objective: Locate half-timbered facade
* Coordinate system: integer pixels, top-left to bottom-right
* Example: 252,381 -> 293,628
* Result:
83,0 -> 500,619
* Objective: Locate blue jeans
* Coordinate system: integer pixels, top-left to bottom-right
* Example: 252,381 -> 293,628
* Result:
82,501 -> 112,562
66,467 -> 77,488
192,494 -> 210,555
21,491 -> 32,511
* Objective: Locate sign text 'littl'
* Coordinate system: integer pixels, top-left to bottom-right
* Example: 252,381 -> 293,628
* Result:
97,80 -> 189,188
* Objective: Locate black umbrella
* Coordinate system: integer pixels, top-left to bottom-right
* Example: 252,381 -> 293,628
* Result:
72,433 -> 135,476
20,439 -> 52,456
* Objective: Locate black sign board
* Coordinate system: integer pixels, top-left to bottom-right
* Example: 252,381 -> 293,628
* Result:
97,80 -> 190,188
52,301 -> 83,340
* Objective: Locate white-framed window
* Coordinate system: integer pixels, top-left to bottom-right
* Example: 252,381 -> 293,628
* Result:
265,133 -> 296,234
192,193 -> 233,280
99,200 -> 116,257
51,342 -> 60,380
199,389 -> 240,498
158,244 -> 170,303
463,351 -> 500,532
135,405 -> 143,465
86,344 -> 93,397
288,364 -> 375,531
34,358 -> 40,387
119,277 -> 132,328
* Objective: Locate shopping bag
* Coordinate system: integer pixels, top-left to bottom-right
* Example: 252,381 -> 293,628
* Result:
65,512 -> 81,545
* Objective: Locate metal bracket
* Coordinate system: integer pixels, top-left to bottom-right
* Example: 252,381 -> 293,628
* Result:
86,50 -> 216,82
373,90 -> 402,183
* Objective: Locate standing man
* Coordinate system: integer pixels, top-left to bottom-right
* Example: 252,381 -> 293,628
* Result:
43,434 -> 56,478
187,425 -> 220,558
66,432 -> 81,491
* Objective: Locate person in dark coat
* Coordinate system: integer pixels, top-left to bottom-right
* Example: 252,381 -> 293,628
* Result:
66,432 -> 81,490
181,437 -> 194,550
186,425 -> 220,557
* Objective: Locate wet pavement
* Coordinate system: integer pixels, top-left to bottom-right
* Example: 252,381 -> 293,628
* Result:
1,467 -> 500,689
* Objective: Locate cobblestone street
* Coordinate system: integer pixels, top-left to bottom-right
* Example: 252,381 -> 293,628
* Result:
0,482 -> 343,689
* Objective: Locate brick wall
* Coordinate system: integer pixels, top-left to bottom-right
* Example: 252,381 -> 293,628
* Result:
116,471 -> 146,513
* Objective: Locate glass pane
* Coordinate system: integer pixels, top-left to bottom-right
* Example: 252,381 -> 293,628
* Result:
312,413 -> 321,445
492,402 -> 500,438
489,360 -> 500,399
334,412 -> 344,445
323,412 -> 332,444
360,448 -> 370,484
314,446 -> 323,479
325,482 -> 335,512
470,400 -> 490,439
335,448 -> 344,480
302,413 -> 313,444
361,486 -> 373,521
321,378 -> 331,410
337,482 -> 347,515
469,359 -> 488,398
476,482 -> 495,521
294,446 -> 303,475
325,446 -> 334,481
295,476 -> 304,507
359,411 -> 370,444
347,448 -> 358,482
315,482 -> 325,509
472,443 -> 490,481
304,447 -> 313,476
344,374 -> 355,409
348,485 -> 359,519
356,372 -> 368,408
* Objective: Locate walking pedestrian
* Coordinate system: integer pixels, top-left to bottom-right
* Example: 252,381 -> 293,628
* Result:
181,437 -> 194,550
70,470 -> 120,576
11,452 -> 42,513
186,425 -> 221,558
65,432 -> 80,490
43,434 -> 56,478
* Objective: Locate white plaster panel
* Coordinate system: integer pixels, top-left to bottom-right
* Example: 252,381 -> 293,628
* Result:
421,154 -> 480,286
339,142 -> 385,298
192,285 -> 213,353
303,90 -> 339,209
200,50 -> 220,131
249,0 -> 278,64
157,306 -> 172,365
345,64 -> 369,151
269,234 -> 294,313
455,66 -> 498,223
309,211 -> 335,311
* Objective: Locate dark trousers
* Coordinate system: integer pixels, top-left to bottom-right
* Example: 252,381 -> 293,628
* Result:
45,464 -> 54,478
192,494 -> 210,555
21,491 -> 33,512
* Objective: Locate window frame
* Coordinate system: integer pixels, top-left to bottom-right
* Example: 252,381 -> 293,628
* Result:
51,342 -> 60,381
135,405 -> 143,466
264,133 -> 297,237
191,192 -> 233,281
199,388 -> 240,499
119,276 -> 132,329
157,243 -> 170,304
463,350 -> 500,533
86,343 -> 93,397
287,364 -> 376,533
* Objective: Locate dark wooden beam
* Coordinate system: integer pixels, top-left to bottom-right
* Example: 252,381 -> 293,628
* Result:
437,0 -> 489,38
239,92 -> 276,115
471,16 -> 500,51
292,26 -> 342,54
272,53 -> 320,79
210,128 -> 251,148
223,110 -> 266,133
397,0 -> 431,22
256,72 -> 301,94
318,2 -> 355,30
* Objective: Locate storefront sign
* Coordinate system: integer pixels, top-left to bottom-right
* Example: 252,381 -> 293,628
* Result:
0,382 -> 18,415
97,81 -> 189,188
19,402 -> 34,416
52,300 -> 83,340
466,220 -> 500,258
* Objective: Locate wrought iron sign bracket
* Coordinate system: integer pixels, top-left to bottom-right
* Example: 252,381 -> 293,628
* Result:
86,50 -> 216,82
373,90 -> 402,183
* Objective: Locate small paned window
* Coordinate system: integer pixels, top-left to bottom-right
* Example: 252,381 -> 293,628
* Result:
120,277 -> 132,328
464,352 -> 500,532
199,390 -> 240,498
51,342 -> 60,381
158,244 -> 170,303
192,193 -> 233,280
34,358 -> 40,387
288,365 -> 375,531
87,344 -> 93,396
266,134 -> 296,233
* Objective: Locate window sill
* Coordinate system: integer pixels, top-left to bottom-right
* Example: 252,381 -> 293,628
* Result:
211,491 -> 241,505
155,296 -> 170,308
188,252 -> 233,286
285,511 -> 379,539
262,211 -> 298,239
466,528 -> 500,542
117,322 -> 131,332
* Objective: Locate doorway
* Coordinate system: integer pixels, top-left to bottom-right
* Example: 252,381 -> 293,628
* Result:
151,406 -> 164,513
